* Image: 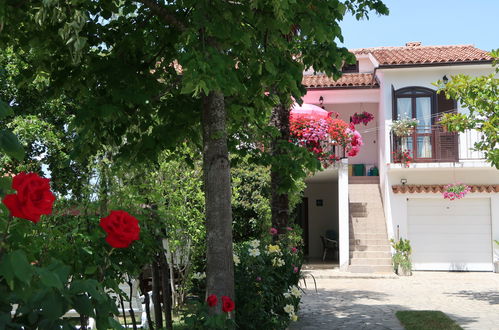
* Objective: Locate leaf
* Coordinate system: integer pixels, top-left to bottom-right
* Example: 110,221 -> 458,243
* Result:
73,294 -> 95,317
0,177 -> 13,195
10,250 -> 33,283
0,130 -> 25,160
36,267 -> 63,289
0,100 -> 13,119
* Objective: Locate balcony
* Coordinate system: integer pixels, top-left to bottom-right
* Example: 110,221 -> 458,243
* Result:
391,125 -> 485,163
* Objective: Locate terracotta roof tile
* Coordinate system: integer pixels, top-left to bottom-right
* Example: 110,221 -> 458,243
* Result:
392,184 -> 499,194
352,44 -> 492,66
302,73 -> 378,88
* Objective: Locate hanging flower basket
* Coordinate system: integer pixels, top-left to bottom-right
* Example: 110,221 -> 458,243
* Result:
443,183 -> 471,200
391,118 -> 419,136
351,111 -> 374,126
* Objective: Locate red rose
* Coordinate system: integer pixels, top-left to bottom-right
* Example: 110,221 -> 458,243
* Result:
206,294 -> 218,307
100,210 -> 140,248
221,295 -> 235,313
2,172 -> 56,223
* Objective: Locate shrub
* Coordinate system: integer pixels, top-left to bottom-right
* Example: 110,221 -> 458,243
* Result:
233,227 -> 303,329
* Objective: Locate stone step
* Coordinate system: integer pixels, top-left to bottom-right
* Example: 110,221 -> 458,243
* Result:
350,227 -> 387,233
349,233 -> 388,240
348,223 -> 386,232
350,244 -> 391,252
350,238 -> 390,246
348,265 -> 394,274
350,251 -> 392,259
350,258 -> 393,266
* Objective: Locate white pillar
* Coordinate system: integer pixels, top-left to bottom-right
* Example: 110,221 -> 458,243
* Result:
338,158 -> 349,270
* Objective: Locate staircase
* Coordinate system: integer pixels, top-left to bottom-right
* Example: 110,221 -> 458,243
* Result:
348,184 -> 393,273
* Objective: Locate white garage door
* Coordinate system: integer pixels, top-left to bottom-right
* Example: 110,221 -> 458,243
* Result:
408,198 -> 493,271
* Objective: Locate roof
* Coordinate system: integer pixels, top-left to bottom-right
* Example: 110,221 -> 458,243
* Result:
302,73 -> 378,89
352,43 -> 493,67
392,184 -> 499,194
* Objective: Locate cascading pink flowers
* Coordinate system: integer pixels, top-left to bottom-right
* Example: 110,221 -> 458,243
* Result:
290,116 -> 363,167
443,183 -> 471,200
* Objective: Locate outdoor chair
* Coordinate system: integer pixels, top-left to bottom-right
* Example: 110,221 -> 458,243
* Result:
320,235 -> 338,261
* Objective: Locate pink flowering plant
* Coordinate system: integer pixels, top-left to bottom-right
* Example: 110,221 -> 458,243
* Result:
351,111 -> 374,126
289,116 -> 363,167
443,183 -> 471,200
232,226 -> 303,329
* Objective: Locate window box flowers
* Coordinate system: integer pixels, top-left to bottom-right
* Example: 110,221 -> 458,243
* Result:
443,183 -> 471,200
391,117 -> 419,136
392,149 -> 412,167
351,111 -> 374,126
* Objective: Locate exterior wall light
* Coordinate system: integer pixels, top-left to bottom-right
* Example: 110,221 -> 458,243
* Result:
400,178 -> 407,185
442,75 -> 449,84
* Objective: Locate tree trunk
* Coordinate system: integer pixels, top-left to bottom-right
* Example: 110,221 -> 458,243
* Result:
270,102 -> 291,235
201,91 -> 235,314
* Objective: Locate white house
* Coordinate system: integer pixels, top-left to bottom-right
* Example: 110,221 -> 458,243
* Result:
298,42 -> 499,272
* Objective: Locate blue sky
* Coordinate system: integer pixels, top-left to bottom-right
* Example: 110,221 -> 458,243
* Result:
339,0 -> 498,51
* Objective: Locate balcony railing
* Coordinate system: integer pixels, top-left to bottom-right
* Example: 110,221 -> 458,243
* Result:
391,125 -> 485,163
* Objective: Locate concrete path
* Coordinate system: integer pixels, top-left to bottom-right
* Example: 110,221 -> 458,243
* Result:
290,272 -> 499,330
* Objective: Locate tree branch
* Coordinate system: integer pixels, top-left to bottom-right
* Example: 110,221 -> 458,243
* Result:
137,0 -> 186,32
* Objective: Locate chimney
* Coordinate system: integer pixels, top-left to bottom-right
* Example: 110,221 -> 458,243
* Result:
405,41 -> 422,47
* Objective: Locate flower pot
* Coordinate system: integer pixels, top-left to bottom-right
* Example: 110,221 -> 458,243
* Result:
397,265 -> 412,276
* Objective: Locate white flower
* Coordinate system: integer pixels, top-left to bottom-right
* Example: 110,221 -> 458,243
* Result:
249,239 -> 260,248
249,248 -> 261,257
283,292 -> 291,299
272,257 -> 285,267
233,254 -> 240,265
192,272 -> 206,280
290,286 -> 301,298
283,304 -> 294,315
290,313 -> 298,321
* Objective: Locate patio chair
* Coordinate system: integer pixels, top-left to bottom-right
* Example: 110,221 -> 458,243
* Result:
320,235 -> 338,261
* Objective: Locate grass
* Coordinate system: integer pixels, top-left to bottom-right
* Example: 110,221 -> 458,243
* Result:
396,311 -> 463,330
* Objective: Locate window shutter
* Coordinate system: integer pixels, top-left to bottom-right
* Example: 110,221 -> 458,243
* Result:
436,92 -> 458,161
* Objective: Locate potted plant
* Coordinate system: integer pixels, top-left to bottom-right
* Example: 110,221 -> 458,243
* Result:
391,117 -> 419,136
390,238 -> 412,276
443,183 -> 471,200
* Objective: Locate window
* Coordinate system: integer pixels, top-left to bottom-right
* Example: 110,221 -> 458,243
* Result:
393,87 -> 436,158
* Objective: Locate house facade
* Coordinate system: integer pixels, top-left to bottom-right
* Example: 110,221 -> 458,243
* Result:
299,42 -> 499,272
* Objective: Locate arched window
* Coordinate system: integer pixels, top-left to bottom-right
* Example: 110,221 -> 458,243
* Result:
393,86 -> 436,127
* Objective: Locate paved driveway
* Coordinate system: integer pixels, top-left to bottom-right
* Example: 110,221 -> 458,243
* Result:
289,272 -> 499,330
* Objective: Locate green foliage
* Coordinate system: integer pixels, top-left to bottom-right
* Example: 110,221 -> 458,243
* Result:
233,229 -> 303,329
436,49 -> 499,168
0,216 -> 123,329
181,302 -> 236,330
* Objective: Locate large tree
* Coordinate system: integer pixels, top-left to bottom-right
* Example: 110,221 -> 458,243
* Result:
0,0 -> 387,316
437,49 -> 498,168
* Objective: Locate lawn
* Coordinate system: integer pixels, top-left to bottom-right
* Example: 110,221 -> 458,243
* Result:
396,311 -> 463,330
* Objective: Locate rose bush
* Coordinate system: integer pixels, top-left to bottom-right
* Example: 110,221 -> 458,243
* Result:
2,172 -> 56,223
0,172 -> 147,329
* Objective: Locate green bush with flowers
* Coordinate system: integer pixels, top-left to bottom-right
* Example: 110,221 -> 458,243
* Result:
0,172 -> 152,329
233,226 -> 303,329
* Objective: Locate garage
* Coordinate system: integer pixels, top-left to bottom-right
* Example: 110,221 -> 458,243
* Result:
408,198 -> 493,271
